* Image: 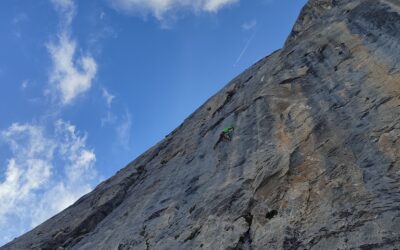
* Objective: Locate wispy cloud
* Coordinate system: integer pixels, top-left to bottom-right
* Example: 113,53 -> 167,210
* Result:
101,111 -> 117,126
11,13 -> 28,39
110,0 -> 239,20
100,87 -> 117,126
102,88 -> 115,108
0,120 -> 98,244
116,111 -> 132,149
50,0 -> 76,26
12,13 -> 28,25
20,80 -> 29,90
48,0 -> 97,105
241,19 -> 257,31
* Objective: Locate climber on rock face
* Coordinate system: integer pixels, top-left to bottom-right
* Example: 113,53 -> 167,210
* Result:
213,126 -> 234,149
221,126 -> 234,141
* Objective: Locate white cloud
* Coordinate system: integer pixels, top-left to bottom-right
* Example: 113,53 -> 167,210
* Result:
110,0 -> 239,19
203,0 -> 237,12
0,121 -> 98,244
55,120 -> 96,182
241,19 -> 257,31
48,0 -> 97,105
0,1 -> 101,245
48,33 -> 97,105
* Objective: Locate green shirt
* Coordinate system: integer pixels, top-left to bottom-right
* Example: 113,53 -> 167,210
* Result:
223,127 -> 233,133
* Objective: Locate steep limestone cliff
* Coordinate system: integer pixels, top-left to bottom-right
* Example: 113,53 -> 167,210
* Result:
2,0 -> 400,249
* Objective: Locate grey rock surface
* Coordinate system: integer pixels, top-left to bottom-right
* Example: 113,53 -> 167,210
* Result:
2,0 -> 400,249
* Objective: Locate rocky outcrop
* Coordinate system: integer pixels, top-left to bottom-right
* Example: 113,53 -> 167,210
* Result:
2,0 -> 400,249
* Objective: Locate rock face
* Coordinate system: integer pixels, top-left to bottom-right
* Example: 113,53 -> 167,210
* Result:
2,0 -> 400,249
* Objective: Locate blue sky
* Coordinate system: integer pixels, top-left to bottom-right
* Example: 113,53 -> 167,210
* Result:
0,0 -> 307,245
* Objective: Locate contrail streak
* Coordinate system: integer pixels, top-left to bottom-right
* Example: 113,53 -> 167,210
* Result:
234,30 -> 258,67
